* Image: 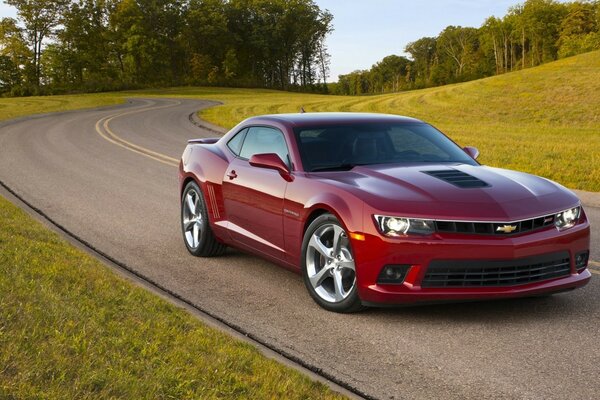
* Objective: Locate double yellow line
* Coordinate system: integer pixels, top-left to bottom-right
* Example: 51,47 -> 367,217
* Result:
94,99 -> 180,168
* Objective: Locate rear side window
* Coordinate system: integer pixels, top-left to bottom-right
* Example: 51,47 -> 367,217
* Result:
227,128 -> 247,155
239,126 -> 289,166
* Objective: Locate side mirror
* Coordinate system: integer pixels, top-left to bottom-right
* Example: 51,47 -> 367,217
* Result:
463,146 -> 480,160
249,153 -> 293,182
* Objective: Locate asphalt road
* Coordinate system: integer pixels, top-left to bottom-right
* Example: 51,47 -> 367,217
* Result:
1,98 -> 598,400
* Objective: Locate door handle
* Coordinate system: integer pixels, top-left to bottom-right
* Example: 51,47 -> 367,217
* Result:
227,170 -> 238,180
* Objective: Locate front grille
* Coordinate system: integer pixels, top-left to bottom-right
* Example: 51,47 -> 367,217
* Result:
435,214 -> 556,236
422,252 -> 571,288
423,169 -> 489,188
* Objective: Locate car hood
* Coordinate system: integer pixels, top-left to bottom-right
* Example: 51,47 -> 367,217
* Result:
316,163 -> 579,221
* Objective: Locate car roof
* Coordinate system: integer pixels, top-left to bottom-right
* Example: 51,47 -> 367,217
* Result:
243,112 -> 424,128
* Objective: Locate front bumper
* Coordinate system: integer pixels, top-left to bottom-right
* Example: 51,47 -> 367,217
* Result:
352,219 -> 591,305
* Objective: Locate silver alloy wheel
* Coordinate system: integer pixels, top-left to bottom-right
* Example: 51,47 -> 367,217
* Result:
306,223 -> 356,303
182,188 -> 203,249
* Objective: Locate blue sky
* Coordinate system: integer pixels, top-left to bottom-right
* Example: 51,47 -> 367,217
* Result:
0,2 -> 16,18
1,1 -> 537,81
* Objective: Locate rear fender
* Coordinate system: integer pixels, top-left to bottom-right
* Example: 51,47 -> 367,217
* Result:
179,144 -> 229,224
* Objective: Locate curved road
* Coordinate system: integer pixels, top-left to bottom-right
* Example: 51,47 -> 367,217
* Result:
1,98 -> 599,400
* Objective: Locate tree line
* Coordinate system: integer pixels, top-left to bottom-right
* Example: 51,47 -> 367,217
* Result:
0,0 -> 332,96
333,0 -> 600,96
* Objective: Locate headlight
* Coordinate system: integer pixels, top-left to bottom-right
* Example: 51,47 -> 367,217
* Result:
555,206 -> 581,230
374,215 -> 435,236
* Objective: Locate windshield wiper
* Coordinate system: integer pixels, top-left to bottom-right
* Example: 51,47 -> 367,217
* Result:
311,163 -> 364,172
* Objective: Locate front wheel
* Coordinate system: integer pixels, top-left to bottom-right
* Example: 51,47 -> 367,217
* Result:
301,214 -> 365,313
181,181 -> 226,257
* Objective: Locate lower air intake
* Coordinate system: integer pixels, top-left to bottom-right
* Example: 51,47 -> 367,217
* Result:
422,252 -> 570,288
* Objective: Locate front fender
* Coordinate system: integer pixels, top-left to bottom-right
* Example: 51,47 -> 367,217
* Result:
283,178 -> 366,267
303,192 -> 364,235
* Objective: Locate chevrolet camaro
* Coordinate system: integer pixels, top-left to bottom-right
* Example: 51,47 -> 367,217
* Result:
178,113 -> 590,312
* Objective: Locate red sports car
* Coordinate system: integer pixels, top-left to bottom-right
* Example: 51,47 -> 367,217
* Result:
179,113 -> 590,312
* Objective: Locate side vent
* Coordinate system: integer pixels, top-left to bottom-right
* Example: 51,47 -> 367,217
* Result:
206,184 -> 220,219
423,169 -> 489,188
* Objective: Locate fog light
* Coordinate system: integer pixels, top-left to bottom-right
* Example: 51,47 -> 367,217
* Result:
377,265 -> 410,284
575,250 -> 589,273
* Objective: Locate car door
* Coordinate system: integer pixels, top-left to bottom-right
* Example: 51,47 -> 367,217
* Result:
221,126 -> 290,261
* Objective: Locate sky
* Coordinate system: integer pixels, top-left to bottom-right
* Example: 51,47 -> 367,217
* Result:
0,0 -> 539,81
0,1 -> 15,18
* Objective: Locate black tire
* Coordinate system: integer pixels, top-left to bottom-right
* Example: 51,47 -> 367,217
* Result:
301,213 -> 365,313
181,181 -> 226,257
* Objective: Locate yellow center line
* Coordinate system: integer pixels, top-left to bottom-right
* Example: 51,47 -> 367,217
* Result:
94,99 -> 181,167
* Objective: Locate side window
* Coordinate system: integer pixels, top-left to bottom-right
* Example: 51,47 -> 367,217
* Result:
239,127 -> 290,166
227,128 -> 247,156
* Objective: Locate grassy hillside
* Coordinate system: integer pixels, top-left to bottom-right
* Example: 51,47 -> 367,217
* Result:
1,51 -> 598,190
193,51 -> 600,192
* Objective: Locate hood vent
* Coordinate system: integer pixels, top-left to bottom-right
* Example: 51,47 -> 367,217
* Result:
423,169 -> 489,188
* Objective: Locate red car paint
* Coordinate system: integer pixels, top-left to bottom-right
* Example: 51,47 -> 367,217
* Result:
179,113 -> 590,305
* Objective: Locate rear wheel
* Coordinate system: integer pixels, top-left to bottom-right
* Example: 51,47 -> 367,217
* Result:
181,181 -> 226,257
301,214 -> 365,313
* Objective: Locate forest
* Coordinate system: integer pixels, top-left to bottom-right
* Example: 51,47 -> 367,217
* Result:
334,0 -> 600,95
0,0 -> 332,95
2,0 -> 600,97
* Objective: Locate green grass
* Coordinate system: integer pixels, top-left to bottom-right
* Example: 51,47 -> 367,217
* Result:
1,51 -> 599,190
0,196 -> 345,399
0,92 -> 124,121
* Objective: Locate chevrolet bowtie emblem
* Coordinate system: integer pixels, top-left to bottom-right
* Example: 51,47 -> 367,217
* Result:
496,225 -> 517,233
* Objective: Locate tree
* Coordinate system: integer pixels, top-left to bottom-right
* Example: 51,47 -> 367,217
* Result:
110,0 -> 186,85
520,0 -> 568,65
558,1 -> 600,58
296,6 -> 332,88
436,26 -> 479,80
481,16 -> 513,75
184,0 -> 230,84
6,0 -> 69,86
370,55 -> 411,93
0,56 -> 21,93
0,17 -> 31,91
315,9 -> 333,88
405,37 -> 436,88
3,0 -> 332,93
224,0 -> 332,89
45,0 -> 121,89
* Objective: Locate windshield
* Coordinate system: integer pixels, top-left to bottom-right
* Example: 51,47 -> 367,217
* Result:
294,123 -> 477,172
